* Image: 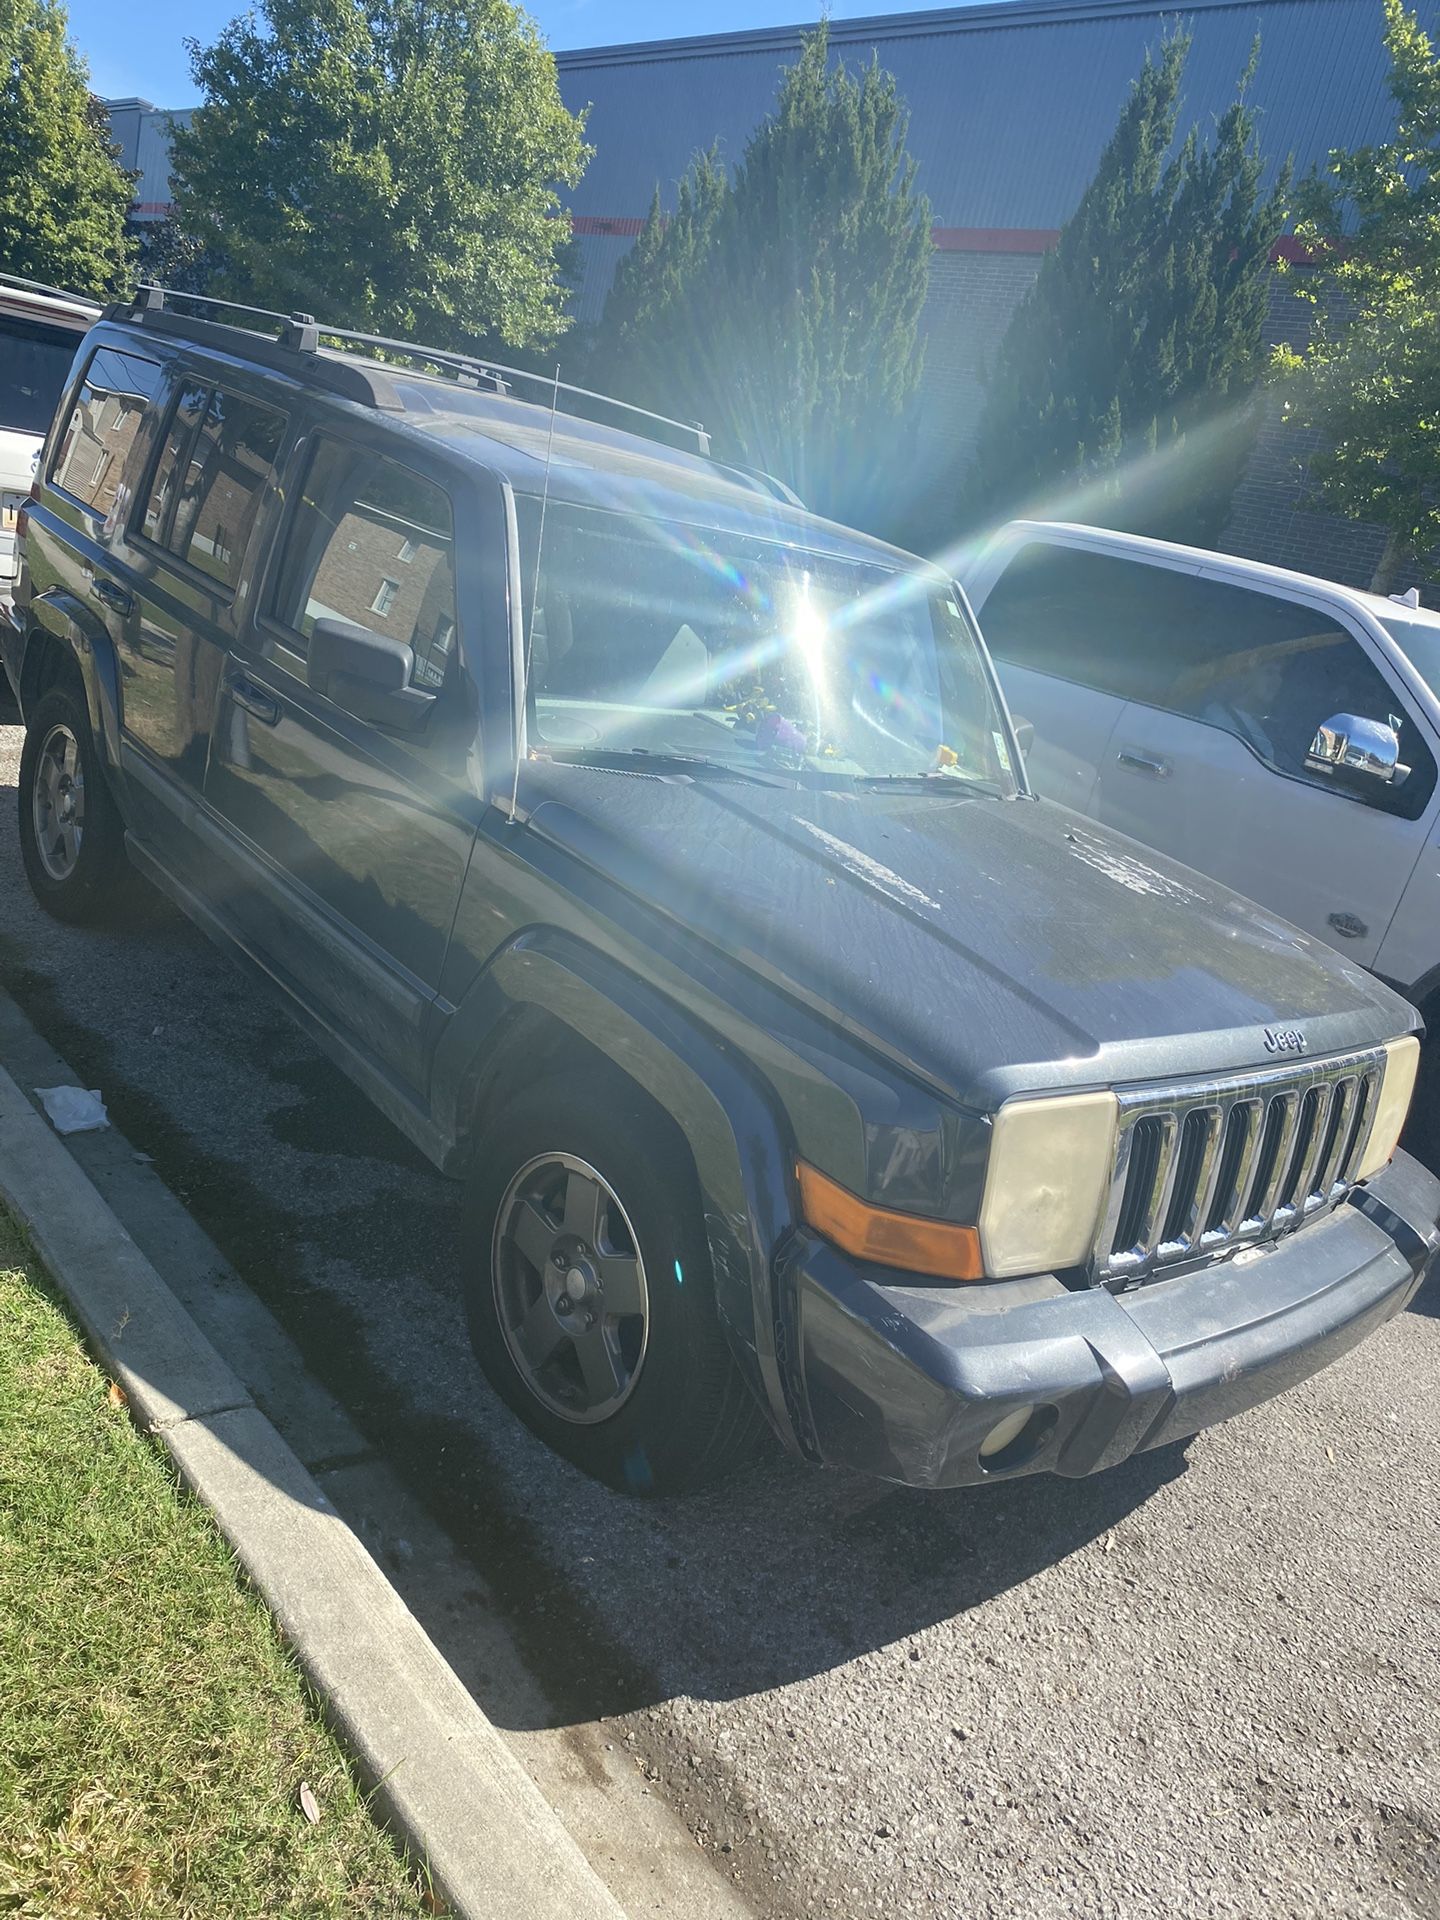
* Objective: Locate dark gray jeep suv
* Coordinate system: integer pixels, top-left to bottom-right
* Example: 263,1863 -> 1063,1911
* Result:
5,289 -> 1438,1495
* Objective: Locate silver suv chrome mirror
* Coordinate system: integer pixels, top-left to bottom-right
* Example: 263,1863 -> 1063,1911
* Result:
1305,712 -> 1410,786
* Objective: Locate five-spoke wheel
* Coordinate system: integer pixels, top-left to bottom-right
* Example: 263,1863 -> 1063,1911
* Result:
464,1073 -> 768,1494
18,681 -> 127,924
30,722 -> 86,882
493,1152 -> 650,1424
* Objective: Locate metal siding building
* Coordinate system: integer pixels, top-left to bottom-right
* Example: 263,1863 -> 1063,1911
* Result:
547,0 -> 1437,586
104,0 -> 1439,585
555,0 -> 1431,318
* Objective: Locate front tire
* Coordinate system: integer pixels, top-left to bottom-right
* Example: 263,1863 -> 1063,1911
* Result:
462,1073 -> 768,1495
17,682 -> 128,924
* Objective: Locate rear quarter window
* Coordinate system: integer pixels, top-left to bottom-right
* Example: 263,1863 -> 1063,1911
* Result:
0,314 -> 83,439
50,346 -> 163,516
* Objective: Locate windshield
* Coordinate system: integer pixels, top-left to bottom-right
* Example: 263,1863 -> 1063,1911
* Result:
0,316 -> 80,438
517,502 -> 1018,790
1380,614 -> 1440,703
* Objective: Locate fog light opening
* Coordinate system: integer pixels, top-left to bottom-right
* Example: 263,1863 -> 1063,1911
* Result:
977,1403 -> 1056,1473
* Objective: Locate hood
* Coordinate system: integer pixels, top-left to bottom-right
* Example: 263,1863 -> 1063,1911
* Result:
525,771 -> 1416,1109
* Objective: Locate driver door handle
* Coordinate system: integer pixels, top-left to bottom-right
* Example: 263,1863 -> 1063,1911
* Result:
229,674 -> 280,726
1116,749 -> 1171,779
90,576 -> 132,616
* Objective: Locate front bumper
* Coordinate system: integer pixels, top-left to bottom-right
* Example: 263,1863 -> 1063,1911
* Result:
789,1150 -> 1440,1488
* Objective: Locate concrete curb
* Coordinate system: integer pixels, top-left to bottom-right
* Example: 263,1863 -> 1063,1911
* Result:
0,1059 -> 627,1920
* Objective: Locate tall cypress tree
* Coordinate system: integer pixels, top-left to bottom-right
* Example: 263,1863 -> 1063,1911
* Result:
965,35 -> 1287,544
587,24 -> 933,528
589,149 -> 728,412
0,0 -> 135,297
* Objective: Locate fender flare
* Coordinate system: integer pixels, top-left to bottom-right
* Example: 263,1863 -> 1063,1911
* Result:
20,590 -> 124,768
433,929 -> 815,1458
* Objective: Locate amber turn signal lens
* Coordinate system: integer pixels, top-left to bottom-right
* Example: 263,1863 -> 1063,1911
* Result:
796,1162 -> 984,1281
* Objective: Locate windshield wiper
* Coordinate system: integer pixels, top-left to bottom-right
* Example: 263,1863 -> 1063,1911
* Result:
853,771 -> 1010,797
535,746 -> 797,788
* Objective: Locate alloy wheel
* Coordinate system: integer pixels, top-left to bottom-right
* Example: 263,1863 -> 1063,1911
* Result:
492,1152 -> 651,1424
31,723 -> 85,882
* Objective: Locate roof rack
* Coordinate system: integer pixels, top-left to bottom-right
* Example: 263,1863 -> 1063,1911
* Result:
114,284 -> 808,503
120,284 -> 714,457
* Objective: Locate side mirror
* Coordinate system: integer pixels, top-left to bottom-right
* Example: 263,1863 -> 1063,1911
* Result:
1011,714 -> 1035,757
307,617 -> 434,732
1304,712 -> 1409,787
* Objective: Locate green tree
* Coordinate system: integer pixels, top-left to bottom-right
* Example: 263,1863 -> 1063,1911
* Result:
169,0 -> 590,350
592,149 -> 728,414
0,0 -> 135,297
966,34 -> 1288,544
587,23 -> 933,528
1273,0 -> 1440,592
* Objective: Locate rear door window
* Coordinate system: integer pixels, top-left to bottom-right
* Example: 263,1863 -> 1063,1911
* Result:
0,314 -> 82,438
271,438 -> 457,690
137,383 -> 288,590
50,346 -> 163,516
980,543 -> 1213,704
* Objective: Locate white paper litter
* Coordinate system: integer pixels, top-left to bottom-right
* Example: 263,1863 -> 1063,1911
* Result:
35,1085 -> 110,1135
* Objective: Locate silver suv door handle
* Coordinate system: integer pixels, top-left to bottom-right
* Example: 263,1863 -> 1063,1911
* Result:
1116,749 -> 1171,778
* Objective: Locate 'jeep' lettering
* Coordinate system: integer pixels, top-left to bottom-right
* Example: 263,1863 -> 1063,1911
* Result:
1263,1026 -> 1307,1055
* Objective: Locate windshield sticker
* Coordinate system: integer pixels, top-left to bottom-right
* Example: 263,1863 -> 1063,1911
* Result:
1064,828 -> 1204,904
793,817 -> 942,912
991,731 -> 1012,773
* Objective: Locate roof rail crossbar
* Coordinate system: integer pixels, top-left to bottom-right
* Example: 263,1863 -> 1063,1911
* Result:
129,284 -> 319,350
115,282 -> 715,461
315,323 -> 712,457
713,459 -> 804,508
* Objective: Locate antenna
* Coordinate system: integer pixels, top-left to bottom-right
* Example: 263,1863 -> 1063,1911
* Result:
508,364 -> 562,826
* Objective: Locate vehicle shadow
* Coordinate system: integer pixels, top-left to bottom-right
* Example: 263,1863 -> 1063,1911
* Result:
382,1388 -> 1189,1728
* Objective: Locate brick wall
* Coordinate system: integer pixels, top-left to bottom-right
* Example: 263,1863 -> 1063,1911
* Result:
1216,268 -> 1419,593
913,250 -> 1043,483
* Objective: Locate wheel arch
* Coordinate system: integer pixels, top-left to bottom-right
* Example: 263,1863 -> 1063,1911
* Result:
434,930 -> 812,1458
18,593 -> 123,768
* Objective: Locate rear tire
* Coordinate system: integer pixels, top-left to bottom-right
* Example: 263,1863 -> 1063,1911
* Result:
462,1071 -> 769,1495
17,682 -> 128,925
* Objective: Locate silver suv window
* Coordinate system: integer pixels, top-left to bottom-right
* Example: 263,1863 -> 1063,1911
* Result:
0,313 -> 80,438
984,543 -> 1435,817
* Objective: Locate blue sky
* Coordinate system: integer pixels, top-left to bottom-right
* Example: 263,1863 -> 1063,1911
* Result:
69,0 -> 973,106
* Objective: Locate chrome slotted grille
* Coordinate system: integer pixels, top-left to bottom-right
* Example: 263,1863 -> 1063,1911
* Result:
1092,1049 -> 1385,1286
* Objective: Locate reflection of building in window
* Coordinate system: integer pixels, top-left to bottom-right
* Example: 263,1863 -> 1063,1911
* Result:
412,617 -> 455,690
298,475 -> 456,689
52,350 -> 160,517
169,390 -> 287,587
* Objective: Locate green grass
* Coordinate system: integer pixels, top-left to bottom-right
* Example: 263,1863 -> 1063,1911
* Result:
0,1209 -> 436,1919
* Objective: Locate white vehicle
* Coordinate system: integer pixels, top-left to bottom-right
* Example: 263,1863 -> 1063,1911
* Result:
1,275 -> 100,616
964,521 -> 1440,1147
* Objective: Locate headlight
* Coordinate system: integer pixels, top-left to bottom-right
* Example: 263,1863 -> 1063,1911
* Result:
797,1089 -> 1120,1282
977,1090 -> 1120,1278
1353,1035 -> 1421,1182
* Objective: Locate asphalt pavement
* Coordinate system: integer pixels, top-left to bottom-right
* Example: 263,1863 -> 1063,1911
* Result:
2,720 -> 1437,1920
